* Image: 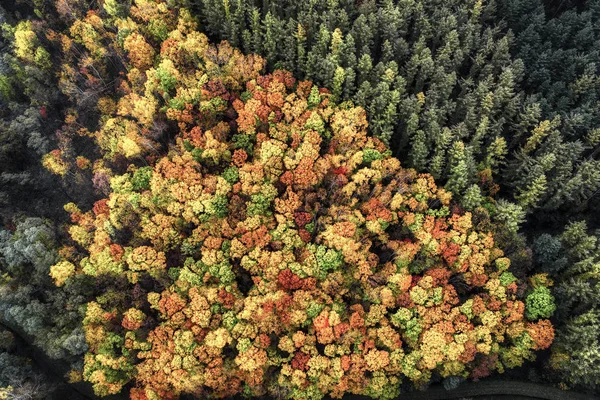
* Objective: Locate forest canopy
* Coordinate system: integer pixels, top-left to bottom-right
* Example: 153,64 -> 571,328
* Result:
0,0 -> 598,399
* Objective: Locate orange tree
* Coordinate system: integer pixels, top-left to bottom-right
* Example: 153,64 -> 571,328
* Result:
46,1 -> 554,399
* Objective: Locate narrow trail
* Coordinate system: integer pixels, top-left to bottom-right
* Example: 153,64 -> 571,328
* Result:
347,380 -> 597,400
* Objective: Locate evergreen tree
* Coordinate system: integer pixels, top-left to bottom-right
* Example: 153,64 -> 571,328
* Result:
540,221 -> 600,392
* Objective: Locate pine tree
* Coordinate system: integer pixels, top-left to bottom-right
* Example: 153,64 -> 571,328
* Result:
263,12 -> 283,69
515,171 -> 547,210
280,19 -> 298,73
542,220 -> 600,391
445,141 -> 471,195
462,184 -> 483,211
494,199 -> 526,233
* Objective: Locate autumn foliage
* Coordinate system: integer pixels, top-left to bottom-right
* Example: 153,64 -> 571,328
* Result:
45,1 -> 554,399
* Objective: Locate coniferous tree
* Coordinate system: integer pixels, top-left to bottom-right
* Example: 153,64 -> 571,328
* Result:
536,221 -> 600,392
187,0 -> 600,233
